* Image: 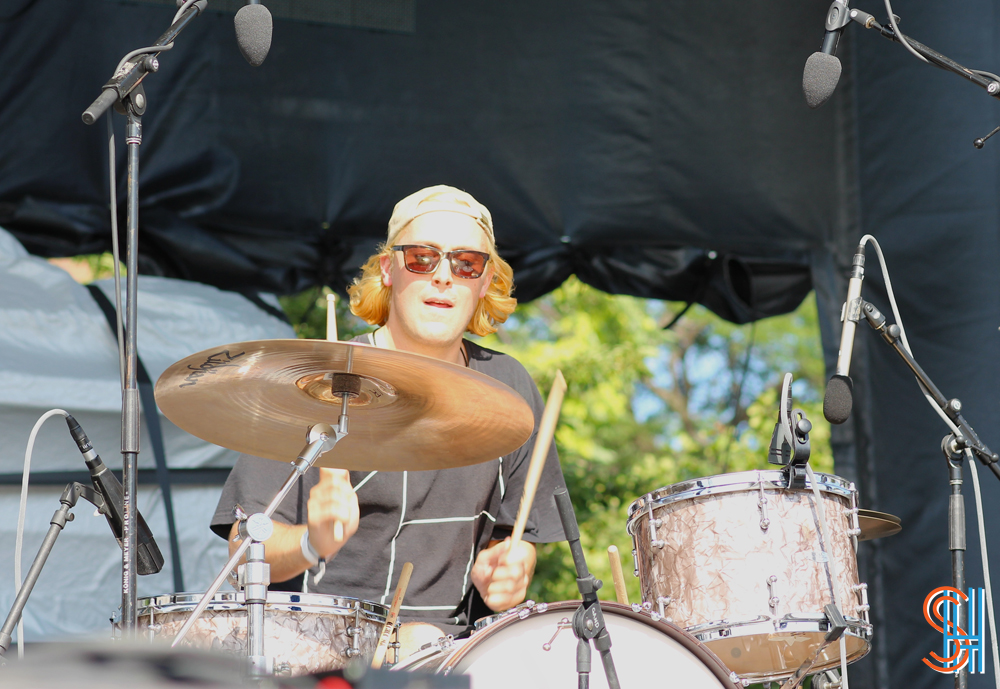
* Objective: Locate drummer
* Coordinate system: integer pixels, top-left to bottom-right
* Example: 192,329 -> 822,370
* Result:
210,185 -> 566,659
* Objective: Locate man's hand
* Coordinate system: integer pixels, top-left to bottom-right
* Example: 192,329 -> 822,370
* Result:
470,538 -> 536,611
307,468 -> 360,559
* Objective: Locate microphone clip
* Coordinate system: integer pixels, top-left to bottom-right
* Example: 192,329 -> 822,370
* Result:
768,373 -> 813,488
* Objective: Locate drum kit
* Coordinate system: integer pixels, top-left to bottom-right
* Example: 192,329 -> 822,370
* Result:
132,339 -> 904,687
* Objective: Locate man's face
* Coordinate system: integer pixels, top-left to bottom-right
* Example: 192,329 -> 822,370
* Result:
380,211 -> 493,349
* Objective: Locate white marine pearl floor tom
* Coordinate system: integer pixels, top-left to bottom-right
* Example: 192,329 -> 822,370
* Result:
627,470 -> 872,682
137,591 -> 388,675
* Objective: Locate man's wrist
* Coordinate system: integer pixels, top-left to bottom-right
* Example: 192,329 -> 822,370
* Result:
300,528 -> 320,566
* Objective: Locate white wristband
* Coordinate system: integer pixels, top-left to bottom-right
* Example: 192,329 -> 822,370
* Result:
300,528 -> 320,567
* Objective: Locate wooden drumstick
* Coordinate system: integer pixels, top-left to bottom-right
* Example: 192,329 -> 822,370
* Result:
371,562 -> 413,669
607,545 -> 629,605
326,292 -> 338,341
510,371 -> 567,550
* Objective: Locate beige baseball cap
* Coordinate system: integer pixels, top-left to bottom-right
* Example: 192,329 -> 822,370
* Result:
386,185 -> 495,247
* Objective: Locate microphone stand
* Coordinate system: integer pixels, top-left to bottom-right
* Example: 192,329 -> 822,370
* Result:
553,488 -> 621,689
80,0 -> 207,636
848,9 -> 1000,147
859,299 -> 999,689
0,483 -> 107,661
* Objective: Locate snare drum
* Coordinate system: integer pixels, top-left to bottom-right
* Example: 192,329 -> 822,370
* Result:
137,591 -> 388,675
396,601 -> 740,688
627,470 -> 872,682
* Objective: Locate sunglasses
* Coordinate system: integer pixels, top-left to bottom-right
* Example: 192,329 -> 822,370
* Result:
391,245 -> 491,279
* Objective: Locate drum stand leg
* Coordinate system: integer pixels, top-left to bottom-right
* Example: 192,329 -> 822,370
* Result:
553,488 -> 621,689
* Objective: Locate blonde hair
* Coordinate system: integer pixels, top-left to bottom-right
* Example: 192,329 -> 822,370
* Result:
347,243 -> 516,337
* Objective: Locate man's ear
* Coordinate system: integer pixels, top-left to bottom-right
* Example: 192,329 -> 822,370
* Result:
379,253 -> 393,287
478,265 -> 493,299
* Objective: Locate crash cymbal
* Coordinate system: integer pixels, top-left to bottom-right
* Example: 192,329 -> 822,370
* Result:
858,509 -> 902,541
154,340 -> 534,471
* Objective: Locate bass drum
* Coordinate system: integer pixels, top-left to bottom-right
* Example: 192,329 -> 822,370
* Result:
436,601 -> 740,689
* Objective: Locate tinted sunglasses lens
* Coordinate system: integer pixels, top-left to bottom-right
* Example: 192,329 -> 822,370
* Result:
402,247 -> 441,273
450,252 -> 487,278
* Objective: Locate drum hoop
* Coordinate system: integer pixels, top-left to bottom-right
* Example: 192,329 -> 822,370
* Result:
137,591 -> 389,621
442,601 -> 740,688
625,470 -> 854,531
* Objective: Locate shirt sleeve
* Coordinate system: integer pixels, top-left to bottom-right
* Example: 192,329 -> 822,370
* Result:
210,454 -> 318,539
490,357 -> 567,544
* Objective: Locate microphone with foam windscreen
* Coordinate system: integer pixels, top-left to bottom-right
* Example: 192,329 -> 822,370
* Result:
235,0 -> 272,67
803,0 -> 852,109
65,415 -> 164,575
823,244 -> 866,424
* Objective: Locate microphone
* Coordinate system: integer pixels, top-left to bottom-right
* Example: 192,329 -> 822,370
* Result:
803,0 -> 851,109
65,415 -> 164,576
234,0 -> 272,67
823,244 -> 866,424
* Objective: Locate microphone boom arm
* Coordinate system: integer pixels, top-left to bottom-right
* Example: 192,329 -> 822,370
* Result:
849,10 -> 1000,130
858,299 -> 1000,476
0,483 -> 106,659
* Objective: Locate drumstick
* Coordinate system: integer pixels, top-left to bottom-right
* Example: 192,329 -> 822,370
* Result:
326,294 -> 342,537
607,545 -> 629,605
510,371 -> 567,550
371,562 -> 413,669
326,292 -> 338,341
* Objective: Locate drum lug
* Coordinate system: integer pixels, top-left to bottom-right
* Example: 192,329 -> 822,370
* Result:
346,605 -> 363,658
630,529 -> 640,578
846,484 -> 862,537
767,575 -> 780,616
646,503 -> 664,549
273,661 -> 292,675
757,472 -> 770,531
655,596 -> 672,622
853,582 -> 871,625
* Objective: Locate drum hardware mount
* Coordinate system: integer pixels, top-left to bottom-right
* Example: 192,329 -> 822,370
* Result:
646,501 -> 664,549
756,475 -> 770,531
845,488 -> 861,539
767,373 -> 812,490
0,482 -> 107,659
542,618 -> 572,651
655,596 -> 671,620
766,576 -> 779,616
852,583 -> 870,626
777,603 -> 847,689
344,606 -> 364,658
554,487 -> 622,689
168,372 -> 357,676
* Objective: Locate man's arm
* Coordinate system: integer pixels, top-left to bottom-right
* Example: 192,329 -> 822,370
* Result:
227,467 -> 360,583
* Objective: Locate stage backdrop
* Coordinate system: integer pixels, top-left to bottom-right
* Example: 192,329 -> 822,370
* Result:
1,1 -> 999,687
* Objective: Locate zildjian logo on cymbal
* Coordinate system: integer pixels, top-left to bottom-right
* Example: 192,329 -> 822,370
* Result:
179,350 -> 247,388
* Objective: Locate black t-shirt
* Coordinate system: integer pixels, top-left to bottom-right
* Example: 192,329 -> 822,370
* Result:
210,339 -> 565,634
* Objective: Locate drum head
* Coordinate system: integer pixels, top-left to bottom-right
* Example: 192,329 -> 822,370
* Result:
440,602 -> 739,689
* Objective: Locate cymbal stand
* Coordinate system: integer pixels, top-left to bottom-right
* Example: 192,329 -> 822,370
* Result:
553,488 -> 621,689
170,391 -> 352,675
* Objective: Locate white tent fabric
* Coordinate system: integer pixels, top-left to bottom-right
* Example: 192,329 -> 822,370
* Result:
0,227 -> 295,642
